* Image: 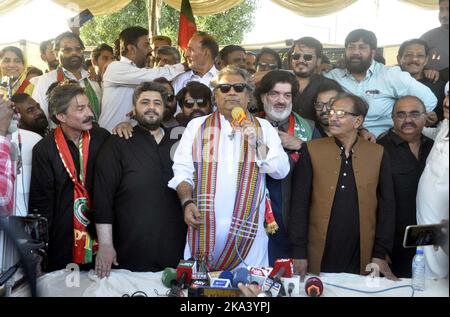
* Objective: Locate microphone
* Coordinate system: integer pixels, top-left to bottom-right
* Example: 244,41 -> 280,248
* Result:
231,107 -> 247,128
168,271 -> 187,297
305,277 -> 324,297
232,267 -> 250,287
175,259 -> 195,286
269,259 -> 294,278
263,267 -> 286,297
216,271 -> 233,287
161,267 -> 177,288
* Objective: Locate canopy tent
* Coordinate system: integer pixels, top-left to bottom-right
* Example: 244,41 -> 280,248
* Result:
0,0 -> 439,17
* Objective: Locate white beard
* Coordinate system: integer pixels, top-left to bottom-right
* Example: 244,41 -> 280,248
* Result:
264,103 -> 292,122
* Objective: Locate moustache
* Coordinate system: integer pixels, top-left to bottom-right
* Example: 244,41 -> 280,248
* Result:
144,110 -> 158,116
82,117 -> 93,124
401,122 -> 417,129
329,121 -> 341,128
406,62 -> 422,67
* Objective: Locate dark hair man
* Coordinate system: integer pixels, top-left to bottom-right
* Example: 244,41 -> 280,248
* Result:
398,39 -> 446,122
155,46 -> 181,67
32,32 -> 102,122
218,45 -> 246,70
99,26 -> 186,132
290,37 -> 337,121
312,80 -> 344,138
39,39 -> 59,72
10,93 -> 49,137
29,83 -> 110,272
175,81 -> 213,127
325,29 -> 437,137
94,82 -> 186,277
91,43 -> 115,83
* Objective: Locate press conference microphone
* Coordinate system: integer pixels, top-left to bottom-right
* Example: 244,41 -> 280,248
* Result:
305,277 -> 323,297
232,267 -> 250,287
168,271 -> 187,297
218,271 -> 233,287
231,107 -> 247,127
161,267 -> 177,288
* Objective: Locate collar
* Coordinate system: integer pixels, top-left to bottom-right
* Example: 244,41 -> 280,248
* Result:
191,65 -> 218,78
61,66 -> 90,81
389,129 -> 432,147
120,56 -> 137,67
135,125 -> 165,138
334,136 -> 358,154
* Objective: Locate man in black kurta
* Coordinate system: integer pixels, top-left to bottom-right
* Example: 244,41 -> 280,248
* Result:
93,82 -> 186,277
378,96 -> 434,277
29,85 -> 110,272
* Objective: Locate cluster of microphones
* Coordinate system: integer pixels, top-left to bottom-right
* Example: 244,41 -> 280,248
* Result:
161,258 -> 324,298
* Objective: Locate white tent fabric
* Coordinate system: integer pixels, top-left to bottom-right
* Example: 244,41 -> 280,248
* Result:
0,0 -> 440,17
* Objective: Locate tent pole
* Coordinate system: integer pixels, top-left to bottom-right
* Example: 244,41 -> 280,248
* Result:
148,0 -> 161,38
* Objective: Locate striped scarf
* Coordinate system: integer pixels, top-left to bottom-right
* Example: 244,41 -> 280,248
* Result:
189,111 -> 264,271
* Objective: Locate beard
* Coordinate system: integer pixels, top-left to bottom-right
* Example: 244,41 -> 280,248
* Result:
345,55 -> 372,73
188,109 -> 208,122
293,63 -> 314,78
30,114 -> 49,134
48,59 -> 60,70
264,103 -> 292,122
136,110 -> 163,131
61,56 -> 83,70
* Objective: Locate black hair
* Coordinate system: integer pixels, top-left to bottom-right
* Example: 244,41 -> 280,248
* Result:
176,81 -> 212,109
345,29 -> 377,50
0,46 -> 25,64
255,47 -> 282,69
48,83 -> 85,124
91,43 -> 114,62
398,39 -> 430,57
333,92 -> 369,119
132,81 -> 168,108
119,26 -> 149,56
193,31 -> 219,59
153,77 -> 175,94
219,45 -> 246,63
54,32 -> 85,51
312,79 -> 344,104
11,93 -> 30,105
39,39 -> 53,55
293,37 -> 323,58
254,70 -> 299,110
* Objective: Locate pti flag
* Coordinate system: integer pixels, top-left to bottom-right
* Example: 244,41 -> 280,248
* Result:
178,0 -> 197,51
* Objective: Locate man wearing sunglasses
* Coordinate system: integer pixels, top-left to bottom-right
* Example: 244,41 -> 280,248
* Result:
290,37 -> 337,122
32,32 -> 102,124
169,66 -> 289,271
324,29 -> 437,138
175,81 -> 212,127
290,92 -> 397,282
377,96 -> 433,278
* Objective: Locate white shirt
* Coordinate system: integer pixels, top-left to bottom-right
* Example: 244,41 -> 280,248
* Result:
168,113 -> 289,269
98,56 -> 185,132
11,129 -> 42,216
417,119 -> 449,278
172,65 -> 218,95
31,67 -> 101,120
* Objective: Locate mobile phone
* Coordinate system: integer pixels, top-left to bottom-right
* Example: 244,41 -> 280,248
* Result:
68,9 -> 94,28
403,223 -> 446,248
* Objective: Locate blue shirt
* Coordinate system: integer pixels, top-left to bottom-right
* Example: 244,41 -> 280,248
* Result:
324,61 -> 437,137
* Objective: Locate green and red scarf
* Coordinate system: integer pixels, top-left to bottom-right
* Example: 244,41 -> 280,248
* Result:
54,127 -> 96,264
57,67 -> 100,122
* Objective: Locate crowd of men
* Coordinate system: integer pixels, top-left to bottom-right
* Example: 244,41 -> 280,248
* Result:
1,0 -> 449,286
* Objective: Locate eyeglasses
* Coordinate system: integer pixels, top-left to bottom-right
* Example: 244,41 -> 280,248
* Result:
328,109 -> 359,118
402,53 -> 427,61
217,83 -> 247,93
393,111 -> 425,120
314,99 -> 335,111
60,46 -> 84,54
183,98 -> 209,108
166,94 -> 175,102
257,62 -> 278,70
291,53 -> 314,62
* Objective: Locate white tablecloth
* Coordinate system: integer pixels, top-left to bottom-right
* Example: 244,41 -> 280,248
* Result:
12,269 -> 448,297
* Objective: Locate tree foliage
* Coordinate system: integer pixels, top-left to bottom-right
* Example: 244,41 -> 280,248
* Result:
80,0 -> 258,47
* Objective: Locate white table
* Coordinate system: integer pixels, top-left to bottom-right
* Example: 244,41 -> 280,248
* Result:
12,269 -> 448,297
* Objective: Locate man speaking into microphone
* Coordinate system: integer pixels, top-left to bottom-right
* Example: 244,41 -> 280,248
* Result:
169,66 -> 289,271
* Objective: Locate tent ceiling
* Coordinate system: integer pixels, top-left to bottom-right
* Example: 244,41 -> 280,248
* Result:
0,0 -> 439,17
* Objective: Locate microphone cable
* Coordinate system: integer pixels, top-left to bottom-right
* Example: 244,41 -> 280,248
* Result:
323,282 -> 416,297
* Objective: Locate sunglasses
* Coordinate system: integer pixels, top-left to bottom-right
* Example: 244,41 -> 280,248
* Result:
217,83 -> 247,93
166,94 -> 175,102
183,98 -> 209,108
314,98 -> 335,111
291,53 -> 314,62
257,62 -> 278,70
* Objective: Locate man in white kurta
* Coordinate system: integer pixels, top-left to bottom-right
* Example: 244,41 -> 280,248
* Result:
169,66 -> 289,270
417,82 -> 449,278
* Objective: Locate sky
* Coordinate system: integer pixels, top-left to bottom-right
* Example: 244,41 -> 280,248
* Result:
0,0 -> 440,46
